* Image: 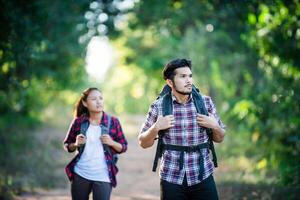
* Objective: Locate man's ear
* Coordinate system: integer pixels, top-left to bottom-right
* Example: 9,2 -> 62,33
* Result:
166,79 -> 173,88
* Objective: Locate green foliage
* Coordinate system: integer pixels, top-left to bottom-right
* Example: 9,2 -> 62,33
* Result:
104,0 -> 300,191
0,0 -> 88,114
0,0 -> 133,197
0,0 -> 299,197
243,1 -> 300,186
0,115 -> 36,199
0,0 -> 90,198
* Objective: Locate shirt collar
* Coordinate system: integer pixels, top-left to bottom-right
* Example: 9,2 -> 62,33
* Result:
171,92 -> 193,104
79,111 -> 108,126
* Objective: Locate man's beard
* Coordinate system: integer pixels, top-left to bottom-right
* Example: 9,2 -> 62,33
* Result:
174,83 -> 192,95
175,89 -> 192,95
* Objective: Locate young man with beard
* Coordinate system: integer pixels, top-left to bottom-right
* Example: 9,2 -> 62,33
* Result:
139,58 -> 226,200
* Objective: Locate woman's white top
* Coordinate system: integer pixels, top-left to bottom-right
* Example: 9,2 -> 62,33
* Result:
74,124 -> 110,182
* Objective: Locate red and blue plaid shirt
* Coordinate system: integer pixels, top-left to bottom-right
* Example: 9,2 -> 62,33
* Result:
141,94 -> 225,186
63,112 -> 127,187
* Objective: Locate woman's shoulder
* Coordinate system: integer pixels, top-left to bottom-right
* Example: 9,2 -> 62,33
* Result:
103,112 -> 119,123
72,115 -> 88,125
103,112 -> 119,122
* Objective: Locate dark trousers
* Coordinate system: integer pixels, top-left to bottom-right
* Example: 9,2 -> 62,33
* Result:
160,175 -> 218,200
71,173 -> 112,200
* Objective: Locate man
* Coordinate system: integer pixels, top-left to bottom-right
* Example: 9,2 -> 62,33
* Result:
138,58 -> 226,200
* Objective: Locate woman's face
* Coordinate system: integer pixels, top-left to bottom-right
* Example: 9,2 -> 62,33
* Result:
83,90 -> 104,113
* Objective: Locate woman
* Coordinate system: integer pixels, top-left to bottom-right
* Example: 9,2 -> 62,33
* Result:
63,87 -> 127,200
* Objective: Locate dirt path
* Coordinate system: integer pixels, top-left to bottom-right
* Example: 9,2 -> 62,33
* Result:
12,114 -> 237,200
15,115 -> 292,200
16,115 -> 160,200
16,136 -> 160,200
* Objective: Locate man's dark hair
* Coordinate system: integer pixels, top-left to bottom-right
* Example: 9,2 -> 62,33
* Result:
163,58 -> 192,80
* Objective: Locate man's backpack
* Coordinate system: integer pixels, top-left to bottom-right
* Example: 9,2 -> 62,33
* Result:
152,84 -> 218,173
79,114 -> 118,165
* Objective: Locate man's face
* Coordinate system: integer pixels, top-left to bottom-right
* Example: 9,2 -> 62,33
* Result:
170,67 -> 193,95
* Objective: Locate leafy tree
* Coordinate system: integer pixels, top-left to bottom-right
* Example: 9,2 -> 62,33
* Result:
104,0 -> 300,190
0,0 -> 88,198
245,1 -> 300,185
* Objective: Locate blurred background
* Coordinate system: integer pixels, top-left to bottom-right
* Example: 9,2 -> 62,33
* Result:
0,0 -> 299,199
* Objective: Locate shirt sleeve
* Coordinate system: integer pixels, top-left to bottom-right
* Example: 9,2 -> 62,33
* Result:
206,96 -> 226,130
140,102 -> 159,134
111,117 -> 128,154
63,118 -> 79,152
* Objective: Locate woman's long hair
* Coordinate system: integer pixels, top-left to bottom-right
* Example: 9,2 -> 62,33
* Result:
74,87 -> 100,117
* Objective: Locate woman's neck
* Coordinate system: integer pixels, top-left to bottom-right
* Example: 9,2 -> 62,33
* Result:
89,112 -> 103,125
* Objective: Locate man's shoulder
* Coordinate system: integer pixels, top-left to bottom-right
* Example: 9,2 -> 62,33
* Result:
201,94 -> 211,101
151,96 -> 164,107
145,97 -> 164,114
198,94 -> 214,107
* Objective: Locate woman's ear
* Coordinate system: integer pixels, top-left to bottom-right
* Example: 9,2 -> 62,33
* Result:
82,100 -> 87,107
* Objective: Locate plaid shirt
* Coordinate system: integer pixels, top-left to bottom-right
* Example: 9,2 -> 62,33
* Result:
63,112 -> 127,187
141,94 -> 225,186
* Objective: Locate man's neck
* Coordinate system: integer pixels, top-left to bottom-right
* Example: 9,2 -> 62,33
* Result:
172,91 -> 190,104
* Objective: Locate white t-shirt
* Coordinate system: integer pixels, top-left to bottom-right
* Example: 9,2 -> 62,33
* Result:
74,124 -> 110,182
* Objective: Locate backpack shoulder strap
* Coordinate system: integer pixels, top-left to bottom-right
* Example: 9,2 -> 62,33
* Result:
152,90 -> 172,172
100,114 -> 111,135
107,114 -> 111,133
101,114 -> 118,162
105,114 -> 119,164
192,86 -> 207,114
157,84 -> 171,99
157,84 -> 173,116
192,86 -> 218,167
79,120 -> 89,154
80,120 -> 89,136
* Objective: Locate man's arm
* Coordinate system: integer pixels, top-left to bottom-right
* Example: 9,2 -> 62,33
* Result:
196,113 -> 225,143
138,115 -> 174,148
211,124 -> 225,143
138,124 -> 160,148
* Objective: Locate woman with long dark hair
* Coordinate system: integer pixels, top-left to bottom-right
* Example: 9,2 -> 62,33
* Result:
64,87 -> 127,200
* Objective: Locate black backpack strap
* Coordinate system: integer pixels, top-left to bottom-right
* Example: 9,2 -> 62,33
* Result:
152,133 -> 163,172
163,142 -> 209,180
157,84 -> 172,99
78,120 -> 89,154
152,92 -> 172,172
192,87 -> 218,167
